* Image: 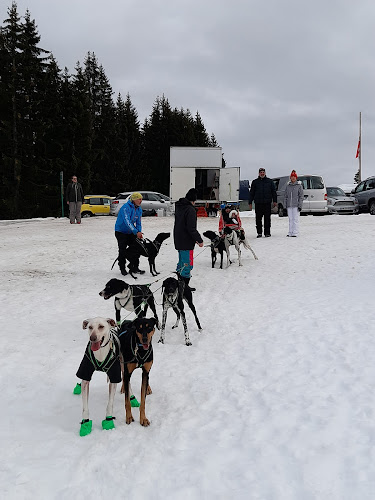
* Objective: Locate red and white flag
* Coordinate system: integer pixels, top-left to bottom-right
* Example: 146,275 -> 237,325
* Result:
356,140 -> 360,158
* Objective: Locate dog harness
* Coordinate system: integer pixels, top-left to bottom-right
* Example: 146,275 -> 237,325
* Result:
76,328 -> 122,382
120,327 -> 153,368
135,237 -> 161,257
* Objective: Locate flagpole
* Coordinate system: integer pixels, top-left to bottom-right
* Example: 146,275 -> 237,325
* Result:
358,111 -> 362,182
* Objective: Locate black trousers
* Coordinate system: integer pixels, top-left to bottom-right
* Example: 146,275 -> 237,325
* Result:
255,203 -> 272,236
115,232 -> 138,271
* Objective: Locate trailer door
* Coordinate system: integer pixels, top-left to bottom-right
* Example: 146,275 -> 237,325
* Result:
170,167 -> 195,201
219,167 -> 240,201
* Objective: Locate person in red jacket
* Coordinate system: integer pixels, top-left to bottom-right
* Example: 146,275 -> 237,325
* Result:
219,205 -> 245,240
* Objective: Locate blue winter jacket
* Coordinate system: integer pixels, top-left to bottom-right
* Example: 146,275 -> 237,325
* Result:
115,200 -> 142,235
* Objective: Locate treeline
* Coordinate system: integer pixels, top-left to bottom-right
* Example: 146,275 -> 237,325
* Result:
0,2 -> 220,219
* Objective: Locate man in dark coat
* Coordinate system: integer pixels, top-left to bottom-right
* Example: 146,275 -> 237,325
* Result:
173,188 -> 203,289
248,168 -> 277,237
66,175 -> 84,224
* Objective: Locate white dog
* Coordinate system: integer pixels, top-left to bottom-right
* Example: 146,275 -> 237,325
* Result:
76,317 -> 121,436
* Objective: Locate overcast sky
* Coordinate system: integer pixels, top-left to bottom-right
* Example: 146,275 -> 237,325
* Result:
4,0 -> 375,185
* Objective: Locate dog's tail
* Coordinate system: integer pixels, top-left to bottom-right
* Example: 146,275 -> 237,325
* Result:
111,257 -> 118,270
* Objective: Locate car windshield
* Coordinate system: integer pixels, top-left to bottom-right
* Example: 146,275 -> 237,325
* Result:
327,188 -> 345,197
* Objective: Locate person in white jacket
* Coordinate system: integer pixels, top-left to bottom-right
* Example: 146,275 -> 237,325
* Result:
284,170 -> 304,237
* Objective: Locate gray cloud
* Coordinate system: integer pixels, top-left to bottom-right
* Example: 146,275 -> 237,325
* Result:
9,0 -> 375,184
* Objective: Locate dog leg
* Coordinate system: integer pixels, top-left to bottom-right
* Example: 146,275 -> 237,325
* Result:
115,307 -> 121,327
180,311 -> 192,346
188,302 -> 202,331
140,362 -> 152,426
80,380 -> 92,436
220,251 -> 223,269
225,240 -> 231,267
81,380 -> 90,421
102,382 -> 117,430
148,298 -> 160,330
158,306 -> 168,343
172,307 -> 180,329
124,365 -> 136,424
238,246 -> 242,266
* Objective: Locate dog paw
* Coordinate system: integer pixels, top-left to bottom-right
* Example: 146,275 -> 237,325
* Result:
185,340 -> 192,346
140,417 -> 150,427
126,415 -> 134,425
157,337 -> 164,344
146,385 -> 152,395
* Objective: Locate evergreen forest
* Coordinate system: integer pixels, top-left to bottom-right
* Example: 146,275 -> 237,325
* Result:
0,2 -> 221,219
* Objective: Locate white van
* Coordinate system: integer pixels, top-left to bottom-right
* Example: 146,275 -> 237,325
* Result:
272,175 -> 328,217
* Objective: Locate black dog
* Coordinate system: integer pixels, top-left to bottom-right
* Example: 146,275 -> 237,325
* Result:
158,276 -> 202,346
99,278 -> 159,328
118,317 -> 156,427
203,230 -> 229,269
125,232 -> 170,279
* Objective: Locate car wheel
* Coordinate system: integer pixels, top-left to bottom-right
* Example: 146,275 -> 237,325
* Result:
81,211 -> 92,218
278,205 -> 284,217
369,201 -> 375,215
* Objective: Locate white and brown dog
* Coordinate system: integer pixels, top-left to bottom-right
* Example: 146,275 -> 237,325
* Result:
76,317 -> 121,436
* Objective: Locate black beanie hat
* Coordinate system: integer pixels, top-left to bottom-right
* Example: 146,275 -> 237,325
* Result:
185,188 -> 198,202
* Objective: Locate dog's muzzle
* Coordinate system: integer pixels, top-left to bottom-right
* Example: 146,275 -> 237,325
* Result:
99,291 -> 111,300
90,336 -> 104,351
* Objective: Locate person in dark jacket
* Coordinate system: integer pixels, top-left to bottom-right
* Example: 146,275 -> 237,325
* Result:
248,168 -> 277,237
173,188 -> 203,289
66,175 -> 84,224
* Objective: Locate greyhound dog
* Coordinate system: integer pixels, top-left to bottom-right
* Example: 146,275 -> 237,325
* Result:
76,317 -> 121,436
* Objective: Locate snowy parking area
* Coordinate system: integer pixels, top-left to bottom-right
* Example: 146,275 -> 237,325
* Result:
0,213 -> 374,500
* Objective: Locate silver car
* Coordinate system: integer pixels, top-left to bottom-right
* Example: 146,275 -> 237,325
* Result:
110,191 -> 175,216
327,187 -> 359,214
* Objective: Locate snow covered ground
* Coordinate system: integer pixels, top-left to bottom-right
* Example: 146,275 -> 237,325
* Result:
0,212 -> 374,500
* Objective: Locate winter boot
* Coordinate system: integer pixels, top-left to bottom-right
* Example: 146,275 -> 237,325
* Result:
178,274 -> 196,292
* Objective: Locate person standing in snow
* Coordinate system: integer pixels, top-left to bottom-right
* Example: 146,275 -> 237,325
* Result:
115,192 -> 144,276
284,170 -> 304,237
173,188 -> 203,290
248,168 -> 277,237
66,175 -> 84,224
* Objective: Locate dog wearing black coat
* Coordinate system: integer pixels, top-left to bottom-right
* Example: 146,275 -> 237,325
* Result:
99,278 -> 159,328
125,232 -> 170,279
203,230 -> 230,269
158,276 -> 202,346
118,317 -> 156,426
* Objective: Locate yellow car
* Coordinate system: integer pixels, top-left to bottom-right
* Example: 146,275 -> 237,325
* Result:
81,195 -> 113,217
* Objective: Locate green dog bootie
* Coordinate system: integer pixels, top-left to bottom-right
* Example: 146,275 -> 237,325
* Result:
102,416 -> 116,430
73,383 -> 82,395
79,419 -> 92,436
130,395 -> 140,407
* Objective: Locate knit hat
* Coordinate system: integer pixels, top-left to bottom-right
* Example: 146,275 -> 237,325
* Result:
290,170 -> 297,179
185,188 -> 198,202
130,192 -> 143,201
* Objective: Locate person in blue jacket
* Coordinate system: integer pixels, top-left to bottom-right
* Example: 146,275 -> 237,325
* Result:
115,192 -> 144,275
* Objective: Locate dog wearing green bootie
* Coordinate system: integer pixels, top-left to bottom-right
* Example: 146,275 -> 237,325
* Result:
76,317 -> 122,436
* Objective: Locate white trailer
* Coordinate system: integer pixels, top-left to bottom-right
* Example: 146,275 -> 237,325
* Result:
169,147 -> 240,203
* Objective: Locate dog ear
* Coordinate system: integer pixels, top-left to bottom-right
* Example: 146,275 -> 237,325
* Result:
82,319 -> 90,330
148,317 -> 157,329
133,317 -> 142,330
107,318 -> 116,327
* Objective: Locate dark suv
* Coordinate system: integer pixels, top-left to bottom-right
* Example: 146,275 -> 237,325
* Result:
351,177 -> 375,214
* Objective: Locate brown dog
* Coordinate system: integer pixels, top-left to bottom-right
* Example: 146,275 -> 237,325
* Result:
118,317 -> 156,426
